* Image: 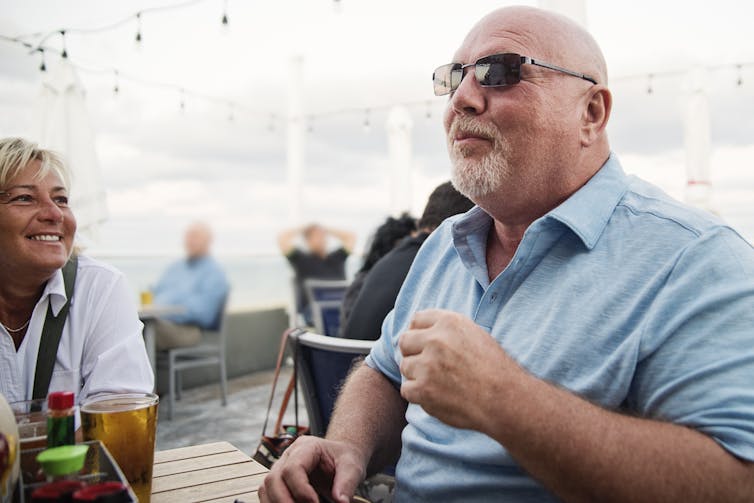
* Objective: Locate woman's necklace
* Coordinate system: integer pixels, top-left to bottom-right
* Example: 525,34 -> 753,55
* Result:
1,318 -> 31,333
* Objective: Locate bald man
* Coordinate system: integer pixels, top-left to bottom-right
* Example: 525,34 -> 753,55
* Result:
152,222 -> 229,350
260,7 -> 754,502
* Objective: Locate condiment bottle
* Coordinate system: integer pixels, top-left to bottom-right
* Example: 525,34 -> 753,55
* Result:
47,392 -> 76,448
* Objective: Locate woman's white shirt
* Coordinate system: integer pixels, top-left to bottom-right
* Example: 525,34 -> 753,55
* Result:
0,255 -> 154,404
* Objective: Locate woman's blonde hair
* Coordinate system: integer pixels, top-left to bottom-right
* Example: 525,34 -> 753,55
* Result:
0,137 -> 71,190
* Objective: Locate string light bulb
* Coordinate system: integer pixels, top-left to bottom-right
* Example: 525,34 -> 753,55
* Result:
135,12 -> 143,44
38,49 -> 46,72
646,73 -> 653,94
60,30 -> 68,59
736,64 -> 743,87
221,0 -> 229,27
179,88 -> 186,112
227,102 -> 235,122
425,100 -> 432,119
113,70 -> 120,95
363,108 -> 371,133
307,116 -> 314,133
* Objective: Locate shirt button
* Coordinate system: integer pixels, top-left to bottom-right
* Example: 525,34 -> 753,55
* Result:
490,293 -> 497,302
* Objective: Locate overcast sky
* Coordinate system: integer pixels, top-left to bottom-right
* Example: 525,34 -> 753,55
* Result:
1,0 -> 753,256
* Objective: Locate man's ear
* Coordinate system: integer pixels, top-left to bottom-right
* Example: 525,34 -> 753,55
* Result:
580,86 -> 612,147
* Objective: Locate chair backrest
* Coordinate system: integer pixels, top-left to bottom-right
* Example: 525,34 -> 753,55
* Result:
202,293 -> 231,351
310,300 -> 344,336
288,331 -> 374,437
303,279 -> 349,304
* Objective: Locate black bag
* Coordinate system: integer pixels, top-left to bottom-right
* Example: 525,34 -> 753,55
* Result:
253,328 -> 309,468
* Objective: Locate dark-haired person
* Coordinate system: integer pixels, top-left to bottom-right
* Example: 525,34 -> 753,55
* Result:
0,137 -> 153,404
341,182 -> 473,340
338,213 -> 417,335
261,6 -> 754,502
278,224 -> 356,324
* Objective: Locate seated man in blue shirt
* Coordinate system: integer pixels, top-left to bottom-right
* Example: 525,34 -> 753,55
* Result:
152,222 -> 229,350
260,6 -> 754,503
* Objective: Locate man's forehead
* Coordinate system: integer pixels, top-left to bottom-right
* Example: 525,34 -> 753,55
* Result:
452,24 -> 542,64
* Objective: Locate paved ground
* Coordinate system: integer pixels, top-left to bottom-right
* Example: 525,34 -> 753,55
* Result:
156,366 -> 304,456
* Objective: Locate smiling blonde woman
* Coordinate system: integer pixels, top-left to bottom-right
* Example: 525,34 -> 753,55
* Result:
0,137 -> 153,405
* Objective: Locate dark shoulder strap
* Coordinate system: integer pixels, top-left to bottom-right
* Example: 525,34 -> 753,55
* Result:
32,254 -> 78,400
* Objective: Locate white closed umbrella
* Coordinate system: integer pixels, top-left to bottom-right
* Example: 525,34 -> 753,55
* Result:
386,106 -> 414,217
35,59 -> 108,244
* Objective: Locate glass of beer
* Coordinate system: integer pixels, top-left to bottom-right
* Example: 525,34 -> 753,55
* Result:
140,290 -> 153,306
80,393 -> 159,503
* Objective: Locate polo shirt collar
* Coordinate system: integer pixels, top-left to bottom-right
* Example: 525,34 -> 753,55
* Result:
452,153 -> 628,252
547,153 -> 628,250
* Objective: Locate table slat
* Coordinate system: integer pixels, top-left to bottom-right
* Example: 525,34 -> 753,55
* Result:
152,461 -> 267,493
201,491 -> 261,503
154,442 -> 237,464
151,472 -> 266,503
153,450 -> 252,477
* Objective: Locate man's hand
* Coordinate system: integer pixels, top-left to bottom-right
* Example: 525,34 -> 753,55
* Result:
259,436 -> 367,503
399,309 -> 524,433
325,227 -> 356,253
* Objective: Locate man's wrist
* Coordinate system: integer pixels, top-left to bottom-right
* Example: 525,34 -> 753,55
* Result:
478,359 -> 544,442
325,431 -> 372,468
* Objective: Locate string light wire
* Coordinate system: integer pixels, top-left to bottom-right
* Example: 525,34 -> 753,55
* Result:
1,27 -> 752,130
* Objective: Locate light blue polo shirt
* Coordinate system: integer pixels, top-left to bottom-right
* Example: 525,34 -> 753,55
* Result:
366,154 -> 754,502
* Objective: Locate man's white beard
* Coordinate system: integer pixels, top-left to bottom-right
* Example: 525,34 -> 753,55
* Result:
447,116 -> 512,200
449,131 -> 512,200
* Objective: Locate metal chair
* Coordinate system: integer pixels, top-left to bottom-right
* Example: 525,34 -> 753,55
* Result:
287,330 -> 374,436
163,299 -> 230,420
303,279 -> 349,304
303,279 -> 349,335
310,299 -> 345,336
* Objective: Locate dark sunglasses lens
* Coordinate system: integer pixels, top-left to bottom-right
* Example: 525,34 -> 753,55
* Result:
476,54 -> 522,87
433,63 -> 462,96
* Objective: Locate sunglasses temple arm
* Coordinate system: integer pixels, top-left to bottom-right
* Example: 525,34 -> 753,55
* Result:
526,57 -> 598,84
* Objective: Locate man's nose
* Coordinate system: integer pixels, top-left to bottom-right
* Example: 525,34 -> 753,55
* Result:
450,68 -> 486,116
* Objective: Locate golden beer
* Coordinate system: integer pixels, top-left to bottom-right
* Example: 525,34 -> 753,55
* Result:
140,291 -> 153,306
81,394 -> 159,503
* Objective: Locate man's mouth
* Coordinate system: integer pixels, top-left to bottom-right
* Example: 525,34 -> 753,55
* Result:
27,234 -> 63,242
455,131 -> 492,142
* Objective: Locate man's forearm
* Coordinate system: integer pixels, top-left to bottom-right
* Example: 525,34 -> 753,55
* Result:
326,363 -> 407,474
277,228 -> 301,254
326,227 -> 356,251
486,371 -> 754,502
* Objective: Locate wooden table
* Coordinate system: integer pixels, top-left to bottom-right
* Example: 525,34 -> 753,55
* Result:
151,442 -> 268,503
139,305 -> 185,373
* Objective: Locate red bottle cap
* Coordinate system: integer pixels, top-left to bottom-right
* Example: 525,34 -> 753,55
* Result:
72,482 -> 130,502
48,391 -> 75,410
31,480 -> 86,501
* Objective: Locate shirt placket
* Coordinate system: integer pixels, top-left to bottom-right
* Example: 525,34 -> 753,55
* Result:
473,221 -> 563,328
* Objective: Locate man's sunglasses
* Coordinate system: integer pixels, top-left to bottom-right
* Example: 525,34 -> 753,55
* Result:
433,52 -> 597,96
